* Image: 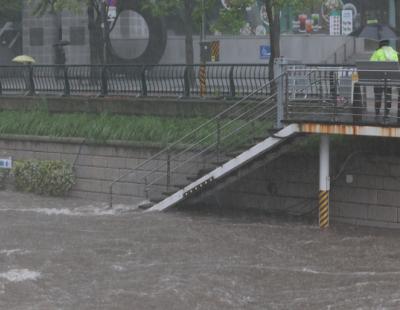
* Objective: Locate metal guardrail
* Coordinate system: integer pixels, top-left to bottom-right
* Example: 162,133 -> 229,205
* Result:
0,64 -> 270,98
108,75 -> 279,206
285,66 -> 400,125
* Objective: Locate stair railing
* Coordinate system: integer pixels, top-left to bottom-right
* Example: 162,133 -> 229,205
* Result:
108,74 -> 284,207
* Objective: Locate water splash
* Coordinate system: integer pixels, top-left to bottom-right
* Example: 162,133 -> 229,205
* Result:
0,269 -> 41,282
0,202 -> 147,217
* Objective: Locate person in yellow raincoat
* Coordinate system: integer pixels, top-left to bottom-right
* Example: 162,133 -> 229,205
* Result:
370,40 -> 399,118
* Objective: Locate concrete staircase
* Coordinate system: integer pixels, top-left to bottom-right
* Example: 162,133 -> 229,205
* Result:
146,124 -> 300,212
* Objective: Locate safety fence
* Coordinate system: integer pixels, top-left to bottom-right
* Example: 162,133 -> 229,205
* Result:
0,64 -> 271,98
285,65 -> 400,125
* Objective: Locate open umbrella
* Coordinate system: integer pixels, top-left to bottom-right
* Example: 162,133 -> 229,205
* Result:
12,55 -> 36,64
350,23 -> 400,41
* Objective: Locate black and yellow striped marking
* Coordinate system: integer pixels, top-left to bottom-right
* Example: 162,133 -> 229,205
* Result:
319,190 -> 329,229
210,41 -> 220,62
199,65 -> 206,97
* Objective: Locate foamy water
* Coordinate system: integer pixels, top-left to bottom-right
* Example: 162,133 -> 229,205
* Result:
0,269 -> 41,282
0,202 -> 146,216
0,249 -> 30,256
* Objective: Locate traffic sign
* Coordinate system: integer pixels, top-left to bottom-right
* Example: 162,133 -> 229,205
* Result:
259,45 -> 271,59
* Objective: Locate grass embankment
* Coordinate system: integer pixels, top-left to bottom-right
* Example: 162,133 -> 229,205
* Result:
0,111 -> 272,147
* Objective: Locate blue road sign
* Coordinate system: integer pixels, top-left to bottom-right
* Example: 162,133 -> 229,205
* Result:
259,45 -> 271,59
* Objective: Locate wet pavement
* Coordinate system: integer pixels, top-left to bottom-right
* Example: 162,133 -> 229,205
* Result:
1,190 -> 400,309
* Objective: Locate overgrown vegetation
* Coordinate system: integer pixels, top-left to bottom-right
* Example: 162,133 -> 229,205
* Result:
13,160 -> 74,196
0,111 -> 272,147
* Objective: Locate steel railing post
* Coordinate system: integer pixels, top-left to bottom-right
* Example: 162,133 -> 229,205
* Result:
63,65 -> 70,97
384,73 -> 388,118
184,66 -> 191,97
284,72 -> 289,120
101,65 -> 108,96
166,151 -> 171,191
27,65 -> 35,96
229,65 -> 236,97
145,177 -> 149,200
274,57 -> 288,129
141,66 -> 147,97
216,116 -> 221,163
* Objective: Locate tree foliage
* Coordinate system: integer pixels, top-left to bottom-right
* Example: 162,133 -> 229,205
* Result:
0,0 -> 23,23
211,0 -> 254,34
263,0 -> 325,79
28,0 -> 83,16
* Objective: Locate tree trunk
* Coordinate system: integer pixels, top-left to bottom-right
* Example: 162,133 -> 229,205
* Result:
87,4 -> 103,65
183,0 -> 194,65
265,0 -> 281,81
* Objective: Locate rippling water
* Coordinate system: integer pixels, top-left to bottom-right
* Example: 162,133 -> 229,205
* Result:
0,191 -> 400,309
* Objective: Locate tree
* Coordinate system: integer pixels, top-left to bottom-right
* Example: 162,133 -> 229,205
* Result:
211,0 -> 254,35
143,0 -> 254,64
264,0 -> 324,80
0,0 -> 23,24
29,0 -> 118,64
142,0 -> 209,65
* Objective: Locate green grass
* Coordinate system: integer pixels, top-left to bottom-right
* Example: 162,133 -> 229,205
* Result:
0,111 -> 273,148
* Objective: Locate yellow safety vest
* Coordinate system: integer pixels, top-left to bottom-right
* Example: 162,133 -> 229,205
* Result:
370,46 -> 399,62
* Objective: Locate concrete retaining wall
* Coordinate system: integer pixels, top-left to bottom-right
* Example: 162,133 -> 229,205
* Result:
217,146 -> 400,228
0,135 -> 209,205
1,134 -> 400,228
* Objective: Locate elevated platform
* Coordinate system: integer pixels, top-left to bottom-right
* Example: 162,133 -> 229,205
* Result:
296,121 -> 400,138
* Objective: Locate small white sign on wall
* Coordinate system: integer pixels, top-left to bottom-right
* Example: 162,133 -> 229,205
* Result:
0,157 -> 12,169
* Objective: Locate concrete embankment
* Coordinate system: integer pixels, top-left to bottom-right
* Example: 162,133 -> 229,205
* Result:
0,134 -> 400,228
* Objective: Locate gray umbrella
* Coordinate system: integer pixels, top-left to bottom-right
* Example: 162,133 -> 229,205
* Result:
350,23 -> 400,41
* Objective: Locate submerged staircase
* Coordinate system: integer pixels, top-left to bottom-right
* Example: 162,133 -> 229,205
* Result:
148,124 -> 300,211
108,75 -> 303,211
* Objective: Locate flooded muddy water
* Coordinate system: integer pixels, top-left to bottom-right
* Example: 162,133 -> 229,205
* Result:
0,191 -> 400,309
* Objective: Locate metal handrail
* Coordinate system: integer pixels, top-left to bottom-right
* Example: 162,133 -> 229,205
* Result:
144,97 -> 277,188
108,74 -> 282,207
146,102 -> 277,189
285,66 -> 400,125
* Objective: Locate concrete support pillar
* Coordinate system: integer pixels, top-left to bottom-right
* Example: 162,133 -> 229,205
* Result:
319,135 -> 330,229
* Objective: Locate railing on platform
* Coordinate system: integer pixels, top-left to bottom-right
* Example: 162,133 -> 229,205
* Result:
285,65 -> 400,125
0,64 -> 270,98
